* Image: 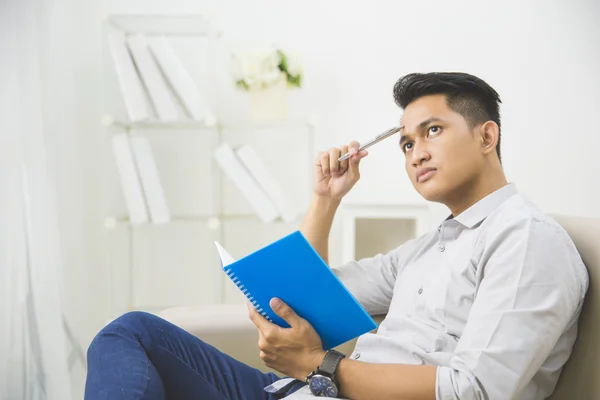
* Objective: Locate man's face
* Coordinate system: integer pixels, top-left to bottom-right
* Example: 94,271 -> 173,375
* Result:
399,94 -> 484,203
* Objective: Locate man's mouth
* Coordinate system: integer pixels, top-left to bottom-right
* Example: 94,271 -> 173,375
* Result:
416,168 -> 437,183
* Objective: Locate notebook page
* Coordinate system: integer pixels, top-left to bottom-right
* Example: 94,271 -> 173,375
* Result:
214,242 -> 236,267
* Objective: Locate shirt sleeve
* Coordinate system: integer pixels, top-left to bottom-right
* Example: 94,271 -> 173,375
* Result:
436,217 -> 588,400
332,237 -> 419,316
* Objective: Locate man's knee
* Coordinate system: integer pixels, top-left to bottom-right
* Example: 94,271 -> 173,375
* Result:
112,310 -> 160,330
101,311 -> 160,334
87,311 -> 160,358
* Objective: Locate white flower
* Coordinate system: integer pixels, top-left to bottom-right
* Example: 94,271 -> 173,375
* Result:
285,52 -> 303,77
231,48 -> 283,90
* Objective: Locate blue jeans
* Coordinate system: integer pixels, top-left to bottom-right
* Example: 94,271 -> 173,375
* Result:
85,311 -> 305,399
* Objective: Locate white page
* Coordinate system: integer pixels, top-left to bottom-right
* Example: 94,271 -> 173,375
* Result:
214,241 -> 236,267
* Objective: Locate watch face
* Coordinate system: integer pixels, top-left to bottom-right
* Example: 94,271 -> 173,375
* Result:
309,375 -> 338,397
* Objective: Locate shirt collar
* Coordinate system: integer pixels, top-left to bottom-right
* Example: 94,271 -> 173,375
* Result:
451,183 -> 518,229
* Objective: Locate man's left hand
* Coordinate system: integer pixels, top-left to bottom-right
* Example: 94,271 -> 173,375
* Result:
247,298 -> 326,380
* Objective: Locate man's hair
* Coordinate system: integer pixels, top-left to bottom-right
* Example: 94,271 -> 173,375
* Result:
393,72 -> 502,162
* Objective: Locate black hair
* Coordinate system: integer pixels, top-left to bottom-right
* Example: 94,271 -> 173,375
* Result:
393,72 -> 502,162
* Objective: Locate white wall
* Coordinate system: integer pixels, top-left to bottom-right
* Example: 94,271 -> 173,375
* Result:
55,0 -> 599,396
106,0 -> 600,214
104,0 -> 600,260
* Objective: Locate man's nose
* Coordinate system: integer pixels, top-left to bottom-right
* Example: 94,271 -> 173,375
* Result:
411,143 -> 431,167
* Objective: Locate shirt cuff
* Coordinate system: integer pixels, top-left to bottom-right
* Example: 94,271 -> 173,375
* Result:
436,365 -> 480,400
436,366 -> 453,400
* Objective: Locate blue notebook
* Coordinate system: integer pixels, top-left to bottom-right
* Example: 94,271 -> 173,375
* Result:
215,231 -> 377,350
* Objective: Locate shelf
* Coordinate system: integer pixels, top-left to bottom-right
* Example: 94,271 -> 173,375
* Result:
106,14 -> 213,36
105,117 -> 218,131
104,214 -> 302,229
104,116 -> 317,132
219,119 -> 317,130
102,14 -> 314,315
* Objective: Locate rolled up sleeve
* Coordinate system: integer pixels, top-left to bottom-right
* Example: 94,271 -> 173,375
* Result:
436,217 -> 587,400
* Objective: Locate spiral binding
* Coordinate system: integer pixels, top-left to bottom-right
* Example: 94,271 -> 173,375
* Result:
225,267 -> 273,322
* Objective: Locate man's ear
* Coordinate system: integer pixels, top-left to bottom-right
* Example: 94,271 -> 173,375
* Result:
478,121 -> 499,156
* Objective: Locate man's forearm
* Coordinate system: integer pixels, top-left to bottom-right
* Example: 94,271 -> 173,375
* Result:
300,194 -> 341,265
337,360 -> 436,400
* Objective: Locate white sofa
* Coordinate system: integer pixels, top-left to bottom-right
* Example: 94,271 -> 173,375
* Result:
161,214 -> 599,399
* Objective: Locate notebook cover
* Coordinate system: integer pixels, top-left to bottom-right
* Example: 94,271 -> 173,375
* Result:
222,231 -> 377,350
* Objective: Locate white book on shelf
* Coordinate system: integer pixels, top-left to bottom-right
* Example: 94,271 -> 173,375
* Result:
214,144 -> 280,223
111,134 -> 149,224
126,33 -> 178,121
129,136 -> 171,224
235,145 -> 298,223
107,32 -> 150,122
147,36 -> 206,121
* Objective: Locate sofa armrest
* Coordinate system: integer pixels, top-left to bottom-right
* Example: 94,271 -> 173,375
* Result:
160,304 -> 269,371
160,304 -> 383,373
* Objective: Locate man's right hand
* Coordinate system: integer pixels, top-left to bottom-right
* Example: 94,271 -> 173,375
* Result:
313,141 -> 369,201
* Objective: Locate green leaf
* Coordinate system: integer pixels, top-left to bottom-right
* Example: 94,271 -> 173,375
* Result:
286,73 -> 302,88
277,49 -> 288,73
235,80 -> 250,91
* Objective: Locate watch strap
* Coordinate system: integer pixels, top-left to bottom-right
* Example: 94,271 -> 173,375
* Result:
319,350 -> 346,381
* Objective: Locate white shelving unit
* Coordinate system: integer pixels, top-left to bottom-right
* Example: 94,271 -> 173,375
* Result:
107,14 -> 216,36
102,15 -> 315,317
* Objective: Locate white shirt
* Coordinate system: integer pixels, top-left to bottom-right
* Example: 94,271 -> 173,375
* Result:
285,184 -> 588,399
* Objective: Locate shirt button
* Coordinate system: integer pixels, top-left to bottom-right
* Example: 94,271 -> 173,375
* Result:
438,242 -> 446,252
353,353 -> 360,359
418,288 -> 423,294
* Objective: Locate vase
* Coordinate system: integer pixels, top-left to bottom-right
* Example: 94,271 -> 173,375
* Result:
248,77 -> 288,121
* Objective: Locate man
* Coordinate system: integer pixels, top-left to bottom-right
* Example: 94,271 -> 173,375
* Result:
85,72 -> 588,400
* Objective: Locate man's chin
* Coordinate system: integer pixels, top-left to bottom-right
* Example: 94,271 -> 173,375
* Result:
415,183 -> 446,203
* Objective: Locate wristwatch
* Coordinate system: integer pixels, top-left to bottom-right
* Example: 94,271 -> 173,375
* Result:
306,350 -> 346,397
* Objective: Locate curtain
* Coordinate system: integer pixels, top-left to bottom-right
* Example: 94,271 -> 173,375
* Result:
0,0 -> 73,399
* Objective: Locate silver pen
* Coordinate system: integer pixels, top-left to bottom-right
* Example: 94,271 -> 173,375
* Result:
338,126 -> 404,161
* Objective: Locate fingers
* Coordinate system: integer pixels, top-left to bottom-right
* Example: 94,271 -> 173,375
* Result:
346,140 -> 366,176
328,147 -> 342,175
348,148 -> 368,178
347,141 -> 368,163
270,298 -> 302,328
315,142 -> 363,177
257,329 -> 269,351
352,149 -> 369,164
247,300 -> 272,332
317,151 -> 330,177
257,330 -> 275,366
338,145 -> 349,173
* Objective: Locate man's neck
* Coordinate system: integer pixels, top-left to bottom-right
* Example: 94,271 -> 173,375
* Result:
445,169 -> 508,217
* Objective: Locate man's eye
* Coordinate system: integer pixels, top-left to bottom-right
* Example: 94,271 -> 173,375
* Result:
403,142 -> 414,152
428,126 -> 442,136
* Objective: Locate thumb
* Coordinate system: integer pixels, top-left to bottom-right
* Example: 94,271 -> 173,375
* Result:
270,298 -> 301,327
348,149 -> 367,179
